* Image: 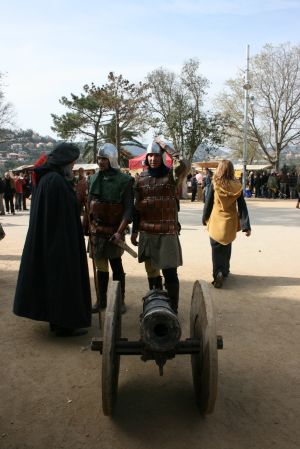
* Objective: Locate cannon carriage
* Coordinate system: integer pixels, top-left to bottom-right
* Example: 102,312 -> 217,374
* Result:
91,280 -> 223,416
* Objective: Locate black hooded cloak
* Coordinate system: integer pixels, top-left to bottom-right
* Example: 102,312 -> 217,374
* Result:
13,143 -> 91,328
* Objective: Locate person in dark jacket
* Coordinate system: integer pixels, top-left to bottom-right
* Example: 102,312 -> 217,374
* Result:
13,143 -> 92,337
191,173 -> 197,201
4,172 -> 16,214
0,176 -> 5,215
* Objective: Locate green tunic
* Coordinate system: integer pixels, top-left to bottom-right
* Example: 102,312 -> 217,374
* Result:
89,168 -> 133,260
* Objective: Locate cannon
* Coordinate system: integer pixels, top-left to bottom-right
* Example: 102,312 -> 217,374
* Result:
91,280 -> 223,416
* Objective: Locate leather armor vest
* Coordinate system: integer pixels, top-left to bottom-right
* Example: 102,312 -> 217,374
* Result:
90,200 -> 124,236
136,171 -> 178,234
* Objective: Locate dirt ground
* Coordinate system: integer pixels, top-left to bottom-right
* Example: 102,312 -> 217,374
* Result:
0,199 -> 299,449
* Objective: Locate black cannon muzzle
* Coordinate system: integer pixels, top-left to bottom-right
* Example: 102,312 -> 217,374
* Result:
140,290 -> 181,352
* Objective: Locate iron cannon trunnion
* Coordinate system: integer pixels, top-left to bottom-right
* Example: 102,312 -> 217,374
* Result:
91,280 -> 222,416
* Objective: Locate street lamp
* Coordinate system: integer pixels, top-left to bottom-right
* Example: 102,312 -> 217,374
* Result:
242,44 -> 251,193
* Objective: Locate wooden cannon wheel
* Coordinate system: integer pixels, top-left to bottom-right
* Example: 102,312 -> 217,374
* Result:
102,281 -> 122,416
190,280 -> 218,414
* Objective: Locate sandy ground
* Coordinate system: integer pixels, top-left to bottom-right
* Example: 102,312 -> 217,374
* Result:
0,199 -> 300,449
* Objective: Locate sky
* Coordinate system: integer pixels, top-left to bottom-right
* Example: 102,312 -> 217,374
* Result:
1,0 -> 300,138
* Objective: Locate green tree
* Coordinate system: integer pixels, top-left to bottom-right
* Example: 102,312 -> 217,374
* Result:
100,115 -> 145,166
51,84 -> 109,162
52,73 -> 150,164
102,72 -> 149,163
217,43 -> 300,169
146,59 -> 226,160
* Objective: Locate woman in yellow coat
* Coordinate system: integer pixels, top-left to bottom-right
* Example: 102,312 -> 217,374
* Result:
202,160 -> 251,288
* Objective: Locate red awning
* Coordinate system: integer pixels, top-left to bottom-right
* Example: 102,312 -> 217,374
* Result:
128,152 -> 172,170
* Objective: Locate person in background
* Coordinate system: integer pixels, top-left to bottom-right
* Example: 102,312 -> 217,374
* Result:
191,173 -> 198,202
4,171 -> 15,214
288,171 -> 297,199
202,168 -> 213,202
14,173 -> 25,211
279,170 -> 288,197
267,172 -> 278,199
13,143 -> 91,337
74,167 -> 88,215
195,170 -> 203,201
22,173 -> 31,211
296,168 -> 300,209
0,175 -> 5,215
202,160 -> 251,288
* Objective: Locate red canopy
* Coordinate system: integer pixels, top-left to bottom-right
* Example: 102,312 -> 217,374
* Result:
128,152 -> 172,170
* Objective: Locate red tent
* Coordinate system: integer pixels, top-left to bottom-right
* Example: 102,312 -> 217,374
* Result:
128,152 -> 172,170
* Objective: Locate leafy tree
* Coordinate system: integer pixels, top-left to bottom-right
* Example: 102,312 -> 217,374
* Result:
146,59 -> 226,160
52,73 -> 150,164
51,84 -> 109,162
217,43 -> 300,169
102,72 -> 149,163
100,115 -> 145,166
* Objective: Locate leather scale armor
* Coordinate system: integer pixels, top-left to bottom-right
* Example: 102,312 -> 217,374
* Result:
89,200 -> 123,236
136,172 -> 178,234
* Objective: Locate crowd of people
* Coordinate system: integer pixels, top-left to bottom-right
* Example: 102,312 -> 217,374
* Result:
1,140 -> 298,337
0,171 -> 32,215
187,167 -> 300,208
244,169 -> 300,201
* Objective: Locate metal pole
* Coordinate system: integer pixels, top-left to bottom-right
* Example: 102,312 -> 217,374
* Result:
242,45 -> 251,193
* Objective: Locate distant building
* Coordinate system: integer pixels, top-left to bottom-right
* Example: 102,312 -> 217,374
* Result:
7,152 -> 20,160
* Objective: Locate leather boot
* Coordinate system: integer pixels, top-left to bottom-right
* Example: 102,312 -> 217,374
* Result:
113,273 -> 126,314
92,271 -> 109,313
165,282 -> 179,314
147,276 -> 163,290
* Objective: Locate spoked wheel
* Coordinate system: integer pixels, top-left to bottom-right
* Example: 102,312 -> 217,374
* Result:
190,280 -> 218,414
102,281 -> 122,416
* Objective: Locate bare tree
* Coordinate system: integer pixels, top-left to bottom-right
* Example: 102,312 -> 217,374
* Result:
217,43 -> 300,169
0,72 -> 16,144
146,59 -> 225,160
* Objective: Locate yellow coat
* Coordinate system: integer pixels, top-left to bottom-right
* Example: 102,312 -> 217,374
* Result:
206,180 -> 243,245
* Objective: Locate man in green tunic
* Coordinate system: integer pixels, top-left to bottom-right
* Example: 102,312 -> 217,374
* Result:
87,143 -> 134,314
131,138 -> 190,313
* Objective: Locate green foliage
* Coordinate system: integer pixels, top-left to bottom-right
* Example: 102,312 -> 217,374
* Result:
51,73 -> 150,163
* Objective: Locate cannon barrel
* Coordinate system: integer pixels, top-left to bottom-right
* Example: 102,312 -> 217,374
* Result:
140,290 -> 181,352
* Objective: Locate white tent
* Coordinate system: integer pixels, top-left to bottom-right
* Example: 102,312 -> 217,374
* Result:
73,163 -> 98,172
234,164 -> 272,171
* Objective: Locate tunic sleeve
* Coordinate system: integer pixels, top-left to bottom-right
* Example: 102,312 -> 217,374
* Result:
202,184 -> 214,225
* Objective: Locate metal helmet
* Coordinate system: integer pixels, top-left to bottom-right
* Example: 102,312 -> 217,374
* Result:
145,141 -> 164,167
146,142 -> 163,155
97,143 -> 119,169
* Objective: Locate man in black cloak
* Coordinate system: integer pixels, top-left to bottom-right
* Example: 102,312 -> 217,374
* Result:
13,143 -> 92,337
